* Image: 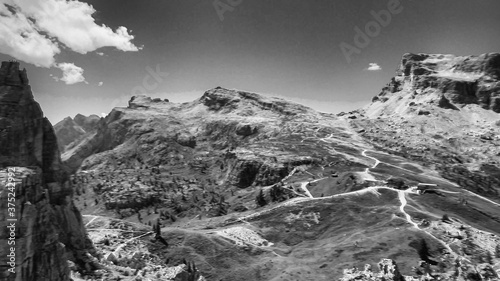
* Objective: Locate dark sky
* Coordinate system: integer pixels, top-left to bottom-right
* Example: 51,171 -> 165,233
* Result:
1,0 -> 499,123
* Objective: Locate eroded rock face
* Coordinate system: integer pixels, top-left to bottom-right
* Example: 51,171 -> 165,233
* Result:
175,132 -> 196,148
73,114 -> 100,132
54,114 -> 101,153
0,62 -> 96,280
358,53 -> 500,204
235,124 -> 258,136
54,117 -> 87,152
373,53 -> 500,113
128,95 -> 152,109
0,61 -> 29,86
0,63 -> 51,174
339,259 -> 405,281
127,95 -> 169,109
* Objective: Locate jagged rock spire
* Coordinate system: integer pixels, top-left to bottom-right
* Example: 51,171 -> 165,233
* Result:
0,61 -> 29,86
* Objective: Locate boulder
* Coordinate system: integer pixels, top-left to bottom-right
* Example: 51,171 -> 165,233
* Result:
176,133 -> 196,148
235,124 -> 258,136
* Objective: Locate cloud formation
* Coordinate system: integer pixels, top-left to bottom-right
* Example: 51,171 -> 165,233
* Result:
0,0 -> 140,84
366,63 -> 382,71
54,63 -> 86,85
0,3 -> 60,67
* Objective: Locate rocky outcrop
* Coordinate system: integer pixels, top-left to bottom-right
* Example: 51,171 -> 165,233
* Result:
0,61 -> 97,280
73,114 -> 100,132
0,61 -> 29,86
128,95 -> 152,109
0,62 -> 56,177
175,132 -> 196,148
128,95 -> 169,109
373,53 -> 500,113
339,259 -> 405,281
235,124 -> 258,136
340,258 -> 500,281
54,114 -> 100,153
54,117 -> 87,152
61,109 -> 129,173
200,87 -> 310,115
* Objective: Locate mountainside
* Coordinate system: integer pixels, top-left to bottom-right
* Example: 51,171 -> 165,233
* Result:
367,53 -> 500,115
0,62 -> 98,281
54,114 -> 100,153
355,53 -> 500,204
56,54 -> 500,281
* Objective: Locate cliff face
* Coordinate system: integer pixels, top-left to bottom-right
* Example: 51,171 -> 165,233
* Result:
0,61 -> 96,281
356,53 -> 500,205
368,53 -> 500,116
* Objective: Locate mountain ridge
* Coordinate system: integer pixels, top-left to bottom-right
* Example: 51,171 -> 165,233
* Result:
24,52 -> 500,280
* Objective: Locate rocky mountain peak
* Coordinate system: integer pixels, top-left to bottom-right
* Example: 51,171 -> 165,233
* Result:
0,61 -> 29,87
73,113 -> 100,131
365,52 -> 500,117
54,114 -> 101,153
199,87 -> 311,116
397,52 -> 500,79
0,62 -> 51,174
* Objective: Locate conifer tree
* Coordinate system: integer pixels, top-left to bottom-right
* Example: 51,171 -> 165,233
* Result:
255,189 -> 267,207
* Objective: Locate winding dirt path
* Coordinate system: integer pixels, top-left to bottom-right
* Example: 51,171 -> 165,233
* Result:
397,190 -> 419,228
299,182 -> 314,198
112,231 -> 154,256
358,152 -> 462,257
85,216 -> 99,227
361,149 -> 380,169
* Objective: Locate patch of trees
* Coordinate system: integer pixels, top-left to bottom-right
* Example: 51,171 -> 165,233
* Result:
174,260 -> 201,281
386,177 -> 408,190
255,189 -> 267,207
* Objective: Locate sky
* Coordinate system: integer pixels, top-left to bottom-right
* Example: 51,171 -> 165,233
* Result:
1,0 -> 499,124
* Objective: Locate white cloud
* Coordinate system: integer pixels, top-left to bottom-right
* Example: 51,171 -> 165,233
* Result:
56,63 -> 86,85
0,3 -> 60,67
98,81 -> 104,87
366,63 -> 382,71
96,52 -> 104,56
0,0 -> 141,84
